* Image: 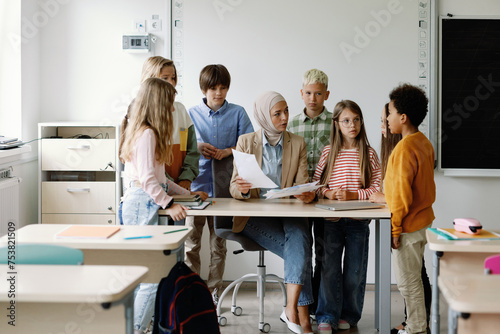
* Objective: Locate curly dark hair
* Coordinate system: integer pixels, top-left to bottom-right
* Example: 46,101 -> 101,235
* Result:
389,83 -> 428,127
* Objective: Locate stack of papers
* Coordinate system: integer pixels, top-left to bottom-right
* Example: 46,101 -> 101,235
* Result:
0,136 -> 24,149
264,181 -> 323,199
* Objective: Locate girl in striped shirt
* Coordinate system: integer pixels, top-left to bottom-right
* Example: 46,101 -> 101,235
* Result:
313,100 -> 381,334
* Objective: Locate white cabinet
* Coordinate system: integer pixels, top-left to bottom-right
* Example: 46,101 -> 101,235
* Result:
38,123 -> 121,224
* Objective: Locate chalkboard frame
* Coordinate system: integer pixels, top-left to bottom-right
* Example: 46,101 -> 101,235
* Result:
438,15 -> 500,177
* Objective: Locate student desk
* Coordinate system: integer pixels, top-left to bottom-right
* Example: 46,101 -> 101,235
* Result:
163,198 -> 393,334
426,229 -> 500,334
438,274 -> 500,334
0,224 -> 191,283
0,265 -> 148,334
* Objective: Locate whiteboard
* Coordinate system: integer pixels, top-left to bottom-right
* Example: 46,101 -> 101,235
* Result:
172,0 -> 424,149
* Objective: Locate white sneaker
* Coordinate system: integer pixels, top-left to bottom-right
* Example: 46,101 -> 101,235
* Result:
338,319 -> 350,330
211,288 -> 219,307
397,330 -> 408,334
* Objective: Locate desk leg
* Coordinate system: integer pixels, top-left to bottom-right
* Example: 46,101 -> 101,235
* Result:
375,220 -> 380,330
447,306 -> 458,334
124,293 -> 135,334
163,243 -> 185,263
375,219 -> 391,333
431,251 -> 442,334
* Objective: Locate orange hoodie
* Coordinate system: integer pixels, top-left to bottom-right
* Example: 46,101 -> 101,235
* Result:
385,132 -> 435,238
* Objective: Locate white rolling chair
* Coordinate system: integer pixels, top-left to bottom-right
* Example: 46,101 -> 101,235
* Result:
212,156 -> 286,333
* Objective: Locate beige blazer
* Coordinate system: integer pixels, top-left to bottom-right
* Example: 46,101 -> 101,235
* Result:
229,129 -> 309,232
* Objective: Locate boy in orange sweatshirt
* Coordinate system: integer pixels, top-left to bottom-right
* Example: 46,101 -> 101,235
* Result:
385,83 -> 435,334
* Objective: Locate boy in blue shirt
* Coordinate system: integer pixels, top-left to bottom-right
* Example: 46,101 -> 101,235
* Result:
188,64 -> 254,304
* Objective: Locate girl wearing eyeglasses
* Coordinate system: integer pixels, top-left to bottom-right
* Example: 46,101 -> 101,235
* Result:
312,100 -> 381,334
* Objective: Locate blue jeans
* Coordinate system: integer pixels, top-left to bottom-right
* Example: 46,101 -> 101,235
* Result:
121,185 -> 162,332
316,218 -> 370,327
241,216 -> 313,306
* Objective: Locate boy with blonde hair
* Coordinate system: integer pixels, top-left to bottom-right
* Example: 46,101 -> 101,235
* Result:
385,83 -> 435,334
287,68 -> 332,317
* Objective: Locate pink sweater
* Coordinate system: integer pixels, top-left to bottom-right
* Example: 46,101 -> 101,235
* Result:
123,129 -> 189,208
312,146 -> 381,200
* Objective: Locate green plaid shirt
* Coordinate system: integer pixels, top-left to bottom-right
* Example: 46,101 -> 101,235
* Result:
287,107 -> 332,180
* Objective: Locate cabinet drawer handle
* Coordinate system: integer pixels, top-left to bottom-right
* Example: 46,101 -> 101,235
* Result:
66,188 -> 90,193
67,145 -> 91,150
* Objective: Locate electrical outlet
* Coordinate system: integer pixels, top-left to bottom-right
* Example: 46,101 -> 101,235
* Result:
134,19 -> 146,33
150,19 -> 162,32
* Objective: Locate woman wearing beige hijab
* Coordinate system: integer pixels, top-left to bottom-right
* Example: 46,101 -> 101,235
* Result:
230,91 -> 315,334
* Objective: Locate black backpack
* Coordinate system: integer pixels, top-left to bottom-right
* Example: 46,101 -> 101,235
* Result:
153,262 -> 220,334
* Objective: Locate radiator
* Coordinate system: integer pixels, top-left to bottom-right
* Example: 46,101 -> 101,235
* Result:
0,176 -> 21,237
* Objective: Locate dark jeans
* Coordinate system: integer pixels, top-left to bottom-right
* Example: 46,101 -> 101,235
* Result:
316,218 -> 370,327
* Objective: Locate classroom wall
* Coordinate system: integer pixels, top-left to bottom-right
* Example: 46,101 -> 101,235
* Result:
14,0 -> 500,285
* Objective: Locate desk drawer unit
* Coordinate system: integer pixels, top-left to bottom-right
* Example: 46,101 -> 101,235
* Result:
42,182 -> 116,214
41,139 -> 116,171
38,123 -> 121,225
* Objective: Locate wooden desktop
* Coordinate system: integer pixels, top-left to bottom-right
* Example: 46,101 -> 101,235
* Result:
162,197 -> 393,334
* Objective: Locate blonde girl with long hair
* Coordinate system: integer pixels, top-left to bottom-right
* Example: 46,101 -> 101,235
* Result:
312,100 -> 381,334
120,77 -> 191,334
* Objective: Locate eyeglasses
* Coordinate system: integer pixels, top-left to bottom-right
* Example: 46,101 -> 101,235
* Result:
338,118 -> 363,127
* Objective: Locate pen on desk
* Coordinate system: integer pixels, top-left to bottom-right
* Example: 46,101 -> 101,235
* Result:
164,228 -> 189,234
124,235 -> 153,240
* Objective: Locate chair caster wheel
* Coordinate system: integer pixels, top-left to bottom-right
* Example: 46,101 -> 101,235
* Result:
260,322 -> 271,333
218,316 -> 227,326
232,306 -> 242,316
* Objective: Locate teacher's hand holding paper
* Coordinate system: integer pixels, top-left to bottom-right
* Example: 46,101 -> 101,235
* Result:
234,176 -> 252,195
294,191 -> 316,204
232,149 -> 278,189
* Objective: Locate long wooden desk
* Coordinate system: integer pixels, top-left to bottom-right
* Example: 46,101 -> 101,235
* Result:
439,274 -> 500,334
426,229 -> 500,334
0,265 -> 148,334
164,198 -> 392,334
0,224 -> 191,283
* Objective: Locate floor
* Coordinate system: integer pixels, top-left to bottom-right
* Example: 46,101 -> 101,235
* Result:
218,287 -> 448,334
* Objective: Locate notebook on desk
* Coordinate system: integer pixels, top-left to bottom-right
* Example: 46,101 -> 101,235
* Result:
56,225 -> 121,239
315,201 -> 385,211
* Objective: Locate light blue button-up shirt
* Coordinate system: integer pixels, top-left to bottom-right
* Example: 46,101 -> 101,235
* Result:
188,98 -> 254,196
260,134 -> 283,198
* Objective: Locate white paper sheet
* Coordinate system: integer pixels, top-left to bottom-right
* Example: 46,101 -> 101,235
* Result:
263,181 -> 323,199
232,149 -> 278,189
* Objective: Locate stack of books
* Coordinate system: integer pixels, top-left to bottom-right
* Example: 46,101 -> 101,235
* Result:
172,194 -> 203,207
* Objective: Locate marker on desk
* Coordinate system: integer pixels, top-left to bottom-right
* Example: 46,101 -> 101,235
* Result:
124,235 -> 153,240
164,228 -> 189,234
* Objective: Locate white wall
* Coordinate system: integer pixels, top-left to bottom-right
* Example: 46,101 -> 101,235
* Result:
0,0 -> 21,137
35,0 -> 170,123
14,0 -> 171,227
11,0 -> 500,284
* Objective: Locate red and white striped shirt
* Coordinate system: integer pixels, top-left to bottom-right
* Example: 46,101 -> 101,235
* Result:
312,145 -> 381,200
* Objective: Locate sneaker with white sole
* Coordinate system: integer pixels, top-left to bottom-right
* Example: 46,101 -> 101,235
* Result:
338,319 -> 350,330
397,330 -> 408,334
211,288 -> 219,307
317,323 -> 332,334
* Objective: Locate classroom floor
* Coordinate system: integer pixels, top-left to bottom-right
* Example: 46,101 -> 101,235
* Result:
217,286 -> 448,334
